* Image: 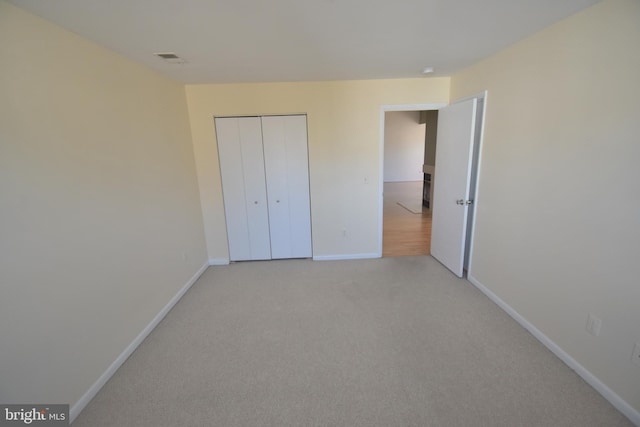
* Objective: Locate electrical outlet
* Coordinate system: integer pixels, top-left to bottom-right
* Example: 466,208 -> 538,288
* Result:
632,343 -> 640,367
586,313 -> 602,336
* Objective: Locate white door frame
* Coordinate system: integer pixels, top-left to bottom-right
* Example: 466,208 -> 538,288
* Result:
377,103 -> 447,258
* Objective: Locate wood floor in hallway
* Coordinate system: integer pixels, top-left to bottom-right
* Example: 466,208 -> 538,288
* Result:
382,181 -> 432,257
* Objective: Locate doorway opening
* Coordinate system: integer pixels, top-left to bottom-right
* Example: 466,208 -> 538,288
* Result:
382,110 -> 437,257
378,94 -> 486,274
378,103 -> 445,258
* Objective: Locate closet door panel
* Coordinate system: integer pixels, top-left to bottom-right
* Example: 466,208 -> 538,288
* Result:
261,116 -> 292,259
282,116 -> 312,258
215,117 -> 250,260
238,118 -> 272,260
262,115 -> 312,259
215,117 -> 271,261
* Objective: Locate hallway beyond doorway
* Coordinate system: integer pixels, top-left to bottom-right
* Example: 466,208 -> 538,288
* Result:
382,181 -> 432,257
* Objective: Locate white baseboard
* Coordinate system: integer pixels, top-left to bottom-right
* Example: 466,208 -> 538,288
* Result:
313,253 -> 379,261
467,274 -> 640,426
69,261 -> 209,423
209,257 -> 230,266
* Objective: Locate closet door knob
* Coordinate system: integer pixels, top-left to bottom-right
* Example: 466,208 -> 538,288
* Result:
254,201 -> 258,204
276,200 -> 280,203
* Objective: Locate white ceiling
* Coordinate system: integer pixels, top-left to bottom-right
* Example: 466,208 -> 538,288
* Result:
9,0 -> 599,84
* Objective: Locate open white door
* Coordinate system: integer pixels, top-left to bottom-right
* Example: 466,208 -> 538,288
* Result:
430,99 -> 477,277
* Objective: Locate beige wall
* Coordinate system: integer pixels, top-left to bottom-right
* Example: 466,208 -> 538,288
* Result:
452,0 -> 640,417
383,111 -> 426,182
0,0 -> 207,409
185,78 -> 449,260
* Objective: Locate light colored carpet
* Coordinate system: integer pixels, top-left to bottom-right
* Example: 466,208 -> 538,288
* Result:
397,200 -> 424,214
72,257 -> 632,427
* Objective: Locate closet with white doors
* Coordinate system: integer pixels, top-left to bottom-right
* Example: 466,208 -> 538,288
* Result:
215,115 -> 312,261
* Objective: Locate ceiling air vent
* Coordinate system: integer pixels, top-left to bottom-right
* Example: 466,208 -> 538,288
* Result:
154,52 -> 186,64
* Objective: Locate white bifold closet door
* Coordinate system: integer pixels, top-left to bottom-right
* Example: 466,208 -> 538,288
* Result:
215,115 -> 312,261
215,117 -> 272,261
261,115 -> 312,259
